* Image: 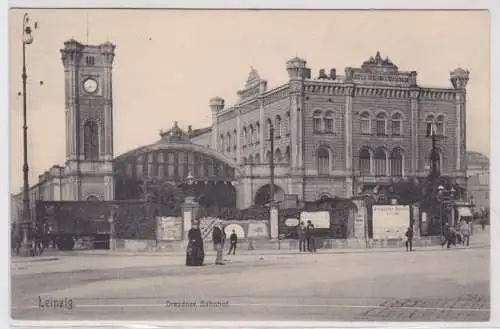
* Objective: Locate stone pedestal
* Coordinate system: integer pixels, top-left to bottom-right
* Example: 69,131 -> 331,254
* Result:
269,202 -> 279,240
182,197 -> 199,241
351,197 -> 368,240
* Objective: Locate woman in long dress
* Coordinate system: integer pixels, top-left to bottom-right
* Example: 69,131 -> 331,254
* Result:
186,220 -> 204,266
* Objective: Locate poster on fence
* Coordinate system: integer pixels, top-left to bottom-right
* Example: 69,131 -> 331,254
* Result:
372,205 -> 410,239
156,216 -> 183,241
300,211 -> 330,228
197,218 -> 269,241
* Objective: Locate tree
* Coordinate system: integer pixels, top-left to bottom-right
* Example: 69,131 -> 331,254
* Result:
140,178 -> 186,217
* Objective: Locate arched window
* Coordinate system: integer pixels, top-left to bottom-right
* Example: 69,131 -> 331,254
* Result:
435,115 -> 445,136
242,127 -> 247,147
285,146 -> 290,163
285,111 -> 290,135
83,120 -> 99,160
255,153 -> 261,164
226,132 -> 232,152
275,148 -> 282,163
360,112 -> 371,135
275,115 -> 282,138
86,195 -> 99,201
266,119 -> 273,140
324,111 -> 334,133
313,110 -> 323,133
242,156 -> 248,164
265,150 -> 271,163
374,147 -> 387,176
249,125 -> 254,144
359,147 -> 371,175
317,147 -> 330,175
425,115 -> 435,137
255,123 -> 260,143
248,155 -> 254,164
219,134 -> 225,152
233,129 -> 237,150
391,113 -> 403,136
390,147 -> 403,177
376,112 -> 388,136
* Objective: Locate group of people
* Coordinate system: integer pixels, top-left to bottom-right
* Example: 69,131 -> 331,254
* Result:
296,220 -> 317,253
441,220 -> 472,249
11,225 -> 54,256
186,219 -> 238,266
402,219 -> 472,252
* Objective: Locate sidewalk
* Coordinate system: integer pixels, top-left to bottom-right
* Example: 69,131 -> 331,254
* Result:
73,242 -> 489,258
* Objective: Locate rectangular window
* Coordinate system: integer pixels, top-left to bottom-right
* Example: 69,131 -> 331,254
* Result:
313,118 -> 322,132
391,121 -> 401,136
325,118 -> 334,133
167,153 -> 175,177
157,164 -> 164,178
435,122 -> 444,136
318,156 -> 329,175
361,119 -> 370,135
376,120 -> 386,136
147,154 -> 153,177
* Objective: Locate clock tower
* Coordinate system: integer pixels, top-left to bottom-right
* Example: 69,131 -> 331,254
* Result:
60,39 -> 116,201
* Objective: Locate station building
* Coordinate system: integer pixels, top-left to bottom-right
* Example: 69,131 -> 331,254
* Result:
11,40 -> 471,221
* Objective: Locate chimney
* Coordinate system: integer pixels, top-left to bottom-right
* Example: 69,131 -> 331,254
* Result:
329,68 -> 337,80
318,69 -> 327,79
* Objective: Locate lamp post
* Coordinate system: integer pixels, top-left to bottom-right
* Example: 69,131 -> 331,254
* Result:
269,123 -> 275,204
18,13 -> 38,257
108,205 -> 118,251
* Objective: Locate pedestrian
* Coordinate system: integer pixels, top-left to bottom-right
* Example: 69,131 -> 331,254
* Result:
405,226 -> 414,252
297,222 -> 307,252
306,220 -> 316,253
441,223 -> 456,249
212,220 -> 225,265
186,220 -> 205,266
33,227 -> 44,256
460,220 -> 471,247
227,229 -> 238,255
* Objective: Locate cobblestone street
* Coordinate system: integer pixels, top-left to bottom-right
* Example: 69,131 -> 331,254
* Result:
11,241 -> 490,322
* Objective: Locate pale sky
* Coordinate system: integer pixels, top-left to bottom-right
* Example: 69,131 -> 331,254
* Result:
8,9 -> 490,193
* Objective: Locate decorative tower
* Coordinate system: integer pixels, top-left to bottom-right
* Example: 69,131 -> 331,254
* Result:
450,68 -> 470,186
286,57 -> 310,171
60,39 -> 116,201
209,96 -> 225,151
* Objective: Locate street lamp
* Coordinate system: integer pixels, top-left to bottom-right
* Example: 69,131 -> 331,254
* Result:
18,13 -> 38,257
184,171 -> 196,203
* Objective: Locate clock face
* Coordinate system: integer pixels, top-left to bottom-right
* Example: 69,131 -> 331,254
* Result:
83,78 -> 98,94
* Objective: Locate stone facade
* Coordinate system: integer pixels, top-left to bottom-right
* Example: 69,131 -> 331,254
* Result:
190,52 -> 470,208
466,151 -> 490,211
11,45 -> 471,219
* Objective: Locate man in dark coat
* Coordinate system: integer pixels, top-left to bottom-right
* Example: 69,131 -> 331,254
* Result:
227,229 -> 238,255
306,220 -> 316,253
186,220 -> 204,266
405,226 -> 414,252
297,222 -> 307,252
212,220 -> 225,265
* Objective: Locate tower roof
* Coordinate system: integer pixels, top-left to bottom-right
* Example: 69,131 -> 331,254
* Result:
159,121 -> 191,144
